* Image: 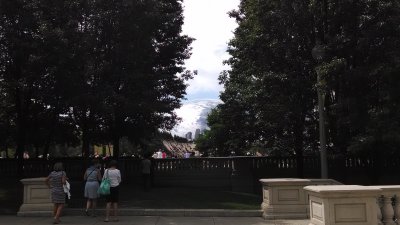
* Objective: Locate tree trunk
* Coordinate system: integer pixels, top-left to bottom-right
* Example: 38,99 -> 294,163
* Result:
5,143 -> 9,158
113,135 -> 120,158
294,136 -> 304,178
43,112 -> 57,158
34,145 -> 40,158
294,116 -> 305,178
82,125 -> 90,158
15,87 -> 26,177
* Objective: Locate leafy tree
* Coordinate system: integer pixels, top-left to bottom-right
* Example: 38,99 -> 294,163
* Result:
0,0 -> 194,161
216,0 -> 318,173
95,0 -> 193,157
195,107 -> 230,156
204,0 -> 400,177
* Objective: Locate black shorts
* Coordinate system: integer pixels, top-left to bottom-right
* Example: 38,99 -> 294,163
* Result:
106,186 -> 119,203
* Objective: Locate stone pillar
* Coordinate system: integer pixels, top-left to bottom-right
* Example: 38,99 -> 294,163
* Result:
259,178 -> 341,219
18,177 -> 53,216
305,185 -> 381,225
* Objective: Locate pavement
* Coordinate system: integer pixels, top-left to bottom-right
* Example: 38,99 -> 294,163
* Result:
0,215 -> 310,225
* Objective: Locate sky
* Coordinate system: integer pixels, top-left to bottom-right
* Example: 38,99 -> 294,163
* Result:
181,0 -> 240,101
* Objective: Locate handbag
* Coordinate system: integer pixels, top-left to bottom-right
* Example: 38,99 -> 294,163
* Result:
61,172 -> 71,199
98,169 -> 110,195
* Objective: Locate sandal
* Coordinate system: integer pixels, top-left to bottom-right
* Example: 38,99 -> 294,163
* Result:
85,210 -> 90,216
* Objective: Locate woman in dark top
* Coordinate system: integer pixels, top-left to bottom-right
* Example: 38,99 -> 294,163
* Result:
46,162 -> 67,224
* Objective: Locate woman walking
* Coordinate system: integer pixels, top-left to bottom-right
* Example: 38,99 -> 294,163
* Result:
46,162 -> 67,224
84,159 -> 102,216
103,160 -> 121,222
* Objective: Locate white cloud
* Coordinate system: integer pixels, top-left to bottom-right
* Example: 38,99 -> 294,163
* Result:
182,0 -> 239,100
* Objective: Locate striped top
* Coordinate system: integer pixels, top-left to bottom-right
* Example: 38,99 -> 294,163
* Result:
49,171 -> 65,192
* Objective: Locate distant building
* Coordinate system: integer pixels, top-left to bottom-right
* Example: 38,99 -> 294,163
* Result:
185,132 -> 192,141
194,128 -> 201,140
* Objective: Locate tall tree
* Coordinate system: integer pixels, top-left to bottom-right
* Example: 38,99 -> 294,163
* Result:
0,0 -> 194,160
203,0 -> 400,177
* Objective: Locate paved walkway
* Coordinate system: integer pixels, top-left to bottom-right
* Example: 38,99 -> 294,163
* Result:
0,216 -> 309,225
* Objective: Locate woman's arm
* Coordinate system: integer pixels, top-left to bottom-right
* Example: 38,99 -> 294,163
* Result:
117,170 -> 121,184
83,170 -> 88,181
62,172 -> 67,185
97,169 -> 102,181
45,176 -> 51,188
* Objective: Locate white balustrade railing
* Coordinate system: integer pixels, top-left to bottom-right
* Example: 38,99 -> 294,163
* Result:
302,185 -> 400,225
372,186 -> 400,225
377,196 -> 384,225
260,178 -> 342,220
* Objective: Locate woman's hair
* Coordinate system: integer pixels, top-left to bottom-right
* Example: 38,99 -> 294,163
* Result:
108,160 -> 117,168
91,159 -> 99,166
53,162 -> 64,172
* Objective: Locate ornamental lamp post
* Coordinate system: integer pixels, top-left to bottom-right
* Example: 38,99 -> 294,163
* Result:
312,43 -> 328,179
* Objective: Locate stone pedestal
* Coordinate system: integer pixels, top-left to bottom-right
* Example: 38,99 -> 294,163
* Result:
304,185 -> 381,225
260,178 -> 340,220
18,177 -> 53,216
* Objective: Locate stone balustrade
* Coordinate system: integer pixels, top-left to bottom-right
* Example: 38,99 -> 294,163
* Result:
370,186 -> 400,225
304,185 -> 400,225
18,177 -> 53,216
304,185 -> 381,225
259,178 -> 341,219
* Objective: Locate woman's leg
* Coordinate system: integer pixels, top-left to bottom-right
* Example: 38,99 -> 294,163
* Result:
85,199 -> 91,215
105,202 -> 111,221
53,204 -> 57,217
113,202 -> 118,218
54,203 -> 64,222
92,199 -> 97,216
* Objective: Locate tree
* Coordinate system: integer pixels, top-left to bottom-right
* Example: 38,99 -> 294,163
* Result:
205,0 -> 400,178
95,0 -> 193,157
0,0 -> 194,161
195,107 -> 230,156
218,0 -> 318,170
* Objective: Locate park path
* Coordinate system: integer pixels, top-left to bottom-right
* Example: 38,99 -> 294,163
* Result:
0,216 -> 309,225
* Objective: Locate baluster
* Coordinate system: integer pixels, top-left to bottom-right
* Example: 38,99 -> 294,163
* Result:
394,195 -> 400,225
378,195 -> 383,225
382,194 -> 396,225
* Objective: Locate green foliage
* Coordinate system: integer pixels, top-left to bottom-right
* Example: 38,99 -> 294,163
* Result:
0,0 -> 193,158
202,0 -> 400,159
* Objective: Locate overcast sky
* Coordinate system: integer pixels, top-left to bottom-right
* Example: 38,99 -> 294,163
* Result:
182,0 -> 240,101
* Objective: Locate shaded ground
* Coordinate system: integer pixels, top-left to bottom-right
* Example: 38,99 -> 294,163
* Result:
0,181 -> 23,214
0,179 -> 261,215
0,216 -> 310,225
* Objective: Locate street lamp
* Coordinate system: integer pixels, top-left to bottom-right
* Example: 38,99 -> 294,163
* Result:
312,43 -> 328,179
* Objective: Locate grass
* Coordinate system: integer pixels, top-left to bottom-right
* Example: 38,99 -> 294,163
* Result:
69,185 -> 261,210
0,180 -> 23,214
116,186 -> 261,209
0,179 -> 262,214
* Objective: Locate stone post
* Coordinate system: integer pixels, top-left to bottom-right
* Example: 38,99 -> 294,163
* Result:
18,177 -> 53,216
260,178 -> 341,219
305,185 -> 381,225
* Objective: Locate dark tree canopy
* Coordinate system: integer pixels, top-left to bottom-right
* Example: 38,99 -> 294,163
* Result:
0,0 -> 193,159
197,0 -> 400,166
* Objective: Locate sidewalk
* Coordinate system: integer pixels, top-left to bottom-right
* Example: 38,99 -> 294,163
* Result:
0,215 -> 310,225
